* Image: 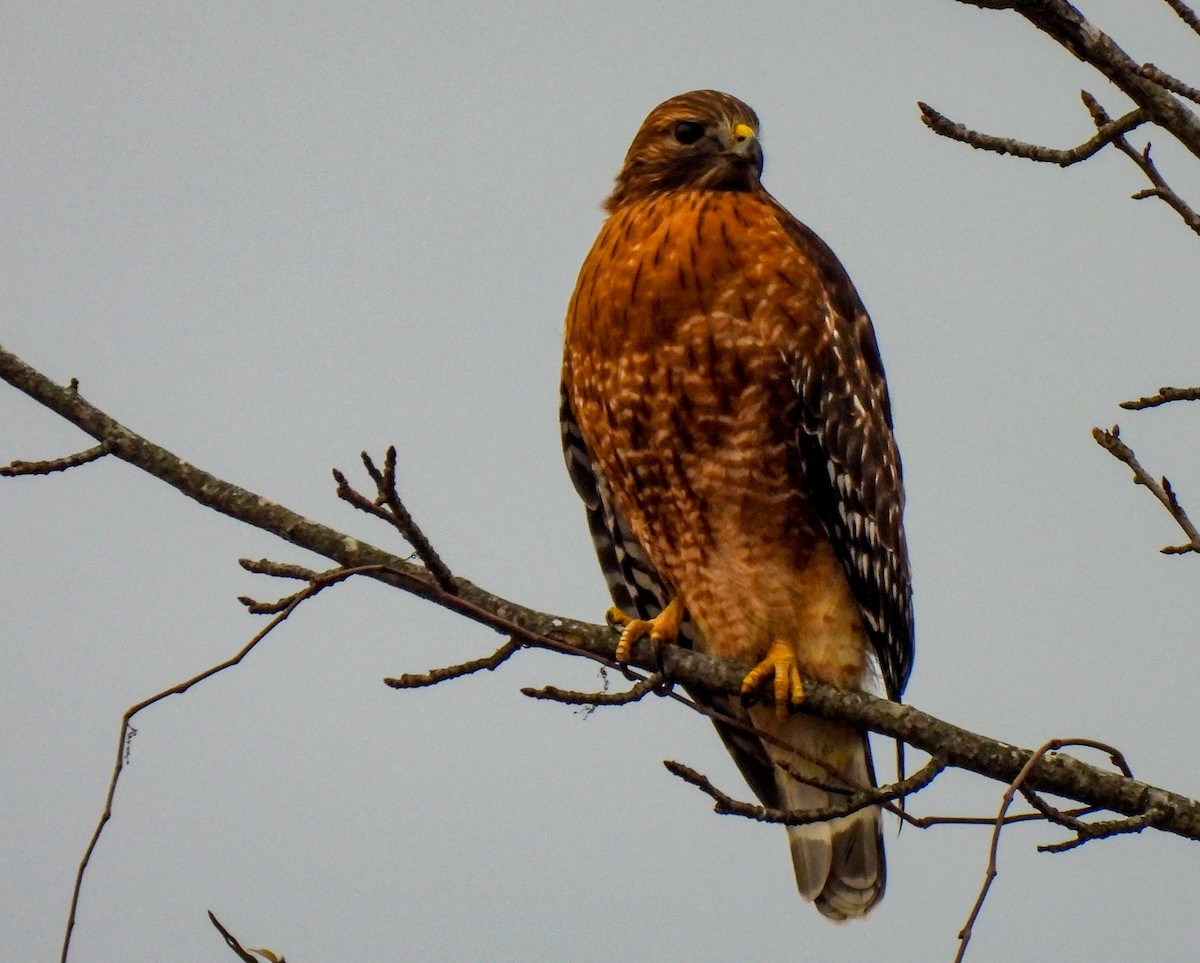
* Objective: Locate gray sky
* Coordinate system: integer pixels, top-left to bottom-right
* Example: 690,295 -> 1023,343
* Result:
4,2 -> 1199,960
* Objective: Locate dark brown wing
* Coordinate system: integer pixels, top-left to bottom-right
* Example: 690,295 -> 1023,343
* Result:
775,209 -> 915,700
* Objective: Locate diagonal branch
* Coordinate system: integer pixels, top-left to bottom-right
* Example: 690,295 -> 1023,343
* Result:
918,101 -> 1148,166
1120,385 -> 1200,410
1163,0 -> 1200,39
1,442 -> 109,476
664,756 -> 946,825
1140,63 -> 1200,107
1078,92 -> 1200,235
1092,425 -> 1200,554
953,0 -> 1200,160
4,342 -> 1200,845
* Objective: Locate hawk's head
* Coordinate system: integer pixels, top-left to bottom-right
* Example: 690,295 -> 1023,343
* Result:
605,89 -> 763,212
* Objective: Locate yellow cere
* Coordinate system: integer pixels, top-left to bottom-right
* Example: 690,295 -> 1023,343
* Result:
732,123 -> 755,143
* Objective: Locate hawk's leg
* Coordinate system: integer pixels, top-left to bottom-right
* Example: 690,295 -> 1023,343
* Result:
741,640 -> 806,721
608,598 -> 683,663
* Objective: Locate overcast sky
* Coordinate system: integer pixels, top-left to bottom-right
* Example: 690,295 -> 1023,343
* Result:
4,2 -> 1200,961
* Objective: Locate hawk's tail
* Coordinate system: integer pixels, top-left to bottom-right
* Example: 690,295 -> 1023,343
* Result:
749,707 -> 885,920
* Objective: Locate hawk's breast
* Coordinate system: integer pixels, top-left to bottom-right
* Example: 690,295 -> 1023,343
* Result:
563,189 -> 869,685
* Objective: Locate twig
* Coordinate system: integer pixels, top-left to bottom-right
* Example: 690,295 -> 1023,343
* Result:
1,443 -> 109,476
1037,804 -> 1167,853
1126,146 -> 1200,234
334,447 -> 456,593
1140,63 -> 1200,106
363,447 -> 456,592
1120,385 -> 1200,410
1163,0 -> 1200,38
951,0 -> 1200,163
1092,425 -> 1200,554
61,566 -> 371,963
521,673 -> 665,705
664,757 -> 945,825
905,806 -> 1100,829
387,639 -> 521,688
239,558 -> 321,581
917,101 -> 1146,166
208,911 -> 285,962
1079,92 -> 1200,235
954,739 -> 1062,963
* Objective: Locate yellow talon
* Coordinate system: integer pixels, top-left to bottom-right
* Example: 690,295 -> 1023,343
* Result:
608,598 -> 683,662
741,640 -> 805,721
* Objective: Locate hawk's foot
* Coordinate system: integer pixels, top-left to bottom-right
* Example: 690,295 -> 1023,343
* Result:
607,598 -> 683,663
741,640 -> 806,721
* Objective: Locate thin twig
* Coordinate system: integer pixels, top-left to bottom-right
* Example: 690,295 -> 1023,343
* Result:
1120,385 -> 1200,410
1093,425 -> 1200,554
386,639 -> 521,688
62,566 -> 376,963
1,443 -> 109,476
917,101 -> 1147,166
1140,63 -> 1200,106
955,739 -> 1064,963
337,448 -> 457,593
1163,0 -> 1200,38
1081,92 -> 1200,234
1037,803 -> 1168,854
521,673 -> 666,705
208,910 -> 285,963
665,757 -> 946,825
906,806 -> 1100,829
363,447 -> 456,591
238,558 -> 320,580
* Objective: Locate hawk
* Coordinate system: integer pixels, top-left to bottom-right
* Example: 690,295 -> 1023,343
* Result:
560,90 -> 914,919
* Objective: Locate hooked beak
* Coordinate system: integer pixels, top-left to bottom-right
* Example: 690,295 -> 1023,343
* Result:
726,122 -> 763,174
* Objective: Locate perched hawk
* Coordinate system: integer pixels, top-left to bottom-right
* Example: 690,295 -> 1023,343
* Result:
560,90 -> 914,919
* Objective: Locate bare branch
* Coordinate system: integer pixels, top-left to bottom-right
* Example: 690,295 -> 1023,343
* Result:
208,911 -> 286,963
386,640 -> 521,688
664,757 -> 946,826
61,566 -> 365,963
238,558 -> 321,580
952,0 -> 1200,161
1080,93 -> 1200,234
953,739 -> 1089,963
5,341 -> 1200,939
906,805 -> 1100,830
332,460 -> 457,594
1140,62 -> 1200,106
928,4 -> 1200,234
917,101 -> 1147,166
1163,0 -> 1200,39
1120,385 -> 1200,410
521,673 -> 666,705
1,442 -> 109,476
1037,803 -> 1169,854
1093,426 -> 1200,553
360,447 -> 456,593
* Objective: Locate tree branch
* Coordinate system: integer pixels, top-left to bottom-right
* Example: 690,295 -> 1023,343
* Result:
952,0 -> 1200,160
1163,0 -> 1200,39
1093,425 -> 1200,554
1120,385 -> 1200,410
918,101 -> 1147,166
928,2 -> 1200,234
4,342 -> 1200,848
1080,93 -> 1200,234
1140,62 -> 1200,107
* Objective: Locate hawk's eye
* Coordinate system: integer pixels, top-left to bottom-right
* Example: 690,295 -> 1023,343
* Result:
673,120 -> 705,145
